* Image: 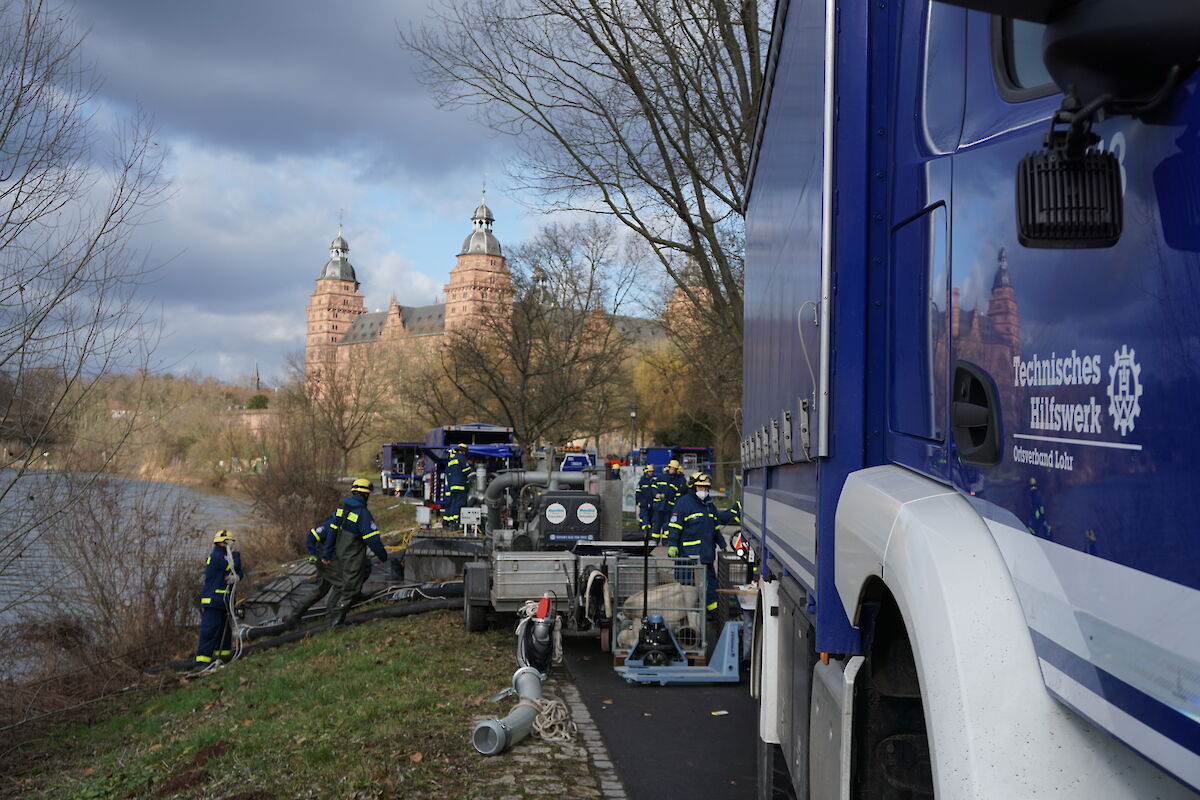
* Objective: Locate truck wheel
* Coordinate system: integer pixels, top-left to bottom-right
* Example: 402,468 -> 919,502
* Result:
464,602 -> 487,632
756,734 -> 797,800
852,597 -> 933,799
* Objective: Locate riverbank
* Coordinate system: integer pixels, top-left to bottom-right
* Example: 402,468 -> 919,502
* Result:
2,613 -> 553,800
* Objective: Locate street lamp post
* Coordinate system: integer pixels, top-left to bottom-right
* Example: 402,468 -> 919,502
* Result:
629,404 -> 639,452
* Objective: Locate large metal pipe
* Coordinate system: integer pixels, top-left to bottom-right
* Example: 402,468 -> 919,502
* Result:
472,666 -> 544,755
484,470 -> 585,529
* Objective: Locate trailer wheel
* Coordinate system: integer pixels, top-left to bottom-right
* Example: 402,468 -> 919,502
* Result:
464,601 -> 487,632
599,626 -> 611,652
756,733 -> 797,800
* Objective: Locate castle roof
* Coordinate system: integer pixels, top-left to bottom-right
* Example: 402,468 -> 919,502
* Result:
337,305 -> 447,346
319,233 -> 356,282
992,247 -> 1011,290
339,311 -> 386,344
398,303 -> 446,336
460,197 -> 503,256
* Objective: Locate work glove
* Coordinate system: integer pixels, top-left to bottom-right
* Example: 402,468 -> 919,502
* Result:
225,572 -> 238,585
667,546 -> 679,557
307,555 -> 318,564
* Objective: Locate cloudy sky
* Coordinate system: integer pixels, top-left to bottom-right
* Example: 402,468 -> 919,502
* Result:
72,1 -> 539,384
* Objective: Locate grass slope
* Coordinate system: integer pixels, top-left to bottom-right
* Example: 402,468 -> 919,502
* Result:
6,613 -> 516,800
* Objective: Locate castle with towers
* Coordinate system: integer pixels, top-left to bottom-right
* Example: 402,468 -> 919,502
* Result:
305,198 -> 514,379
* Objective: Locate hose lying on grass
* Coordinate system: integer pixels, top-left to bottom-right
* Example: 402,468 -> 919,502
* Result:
146,598 -> 463,675
473,597 -> 576,755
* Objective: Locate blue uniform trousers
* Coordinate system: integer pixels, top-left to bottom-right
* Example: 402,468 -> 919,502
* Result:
196,601 -> 232,663
652,508 -> 672,539
638,502 -> 654,533
443,489 -> 466,525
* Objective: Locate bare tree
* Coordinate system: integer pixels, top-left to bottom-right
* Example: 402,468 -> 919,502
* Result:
0,0 -> 166,589
283,347 -> 398,475
402,0 -> 766,346
407,220 -> 637,454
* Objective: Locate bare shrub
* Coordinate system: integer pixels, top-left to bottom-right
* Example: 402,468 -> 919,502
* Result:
236,397 -> 341,566
36,476 -> 201,666
0,475 -> 198,740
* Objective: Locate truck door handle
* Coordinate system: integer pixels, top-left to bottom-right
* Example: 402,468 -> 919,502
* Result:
952,361 -> 1001,466
952,400 -> 989,428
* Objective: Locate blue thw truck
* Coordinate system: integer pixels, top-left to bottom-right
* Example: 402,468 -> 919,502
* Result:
744,0 -> 1200,797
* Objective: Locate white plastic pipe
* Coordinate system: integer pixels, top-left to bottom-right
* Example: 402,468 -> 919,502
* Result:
472,666 -> 543,755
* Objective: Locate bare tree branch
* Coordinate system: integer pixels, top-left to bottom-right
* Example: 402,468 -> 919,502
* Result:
401,0 -> 766,346
0,0 -> 166,592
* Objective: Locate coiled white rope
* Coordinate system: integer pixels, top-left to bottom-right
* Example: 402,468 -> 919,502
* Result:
529,694 -> 576,744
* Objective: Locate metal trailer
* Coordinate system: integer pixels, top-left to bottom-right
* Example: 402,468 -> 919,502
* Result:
744,0 -> 1200,797
379,441 -> 423,497
463,541 -> 649,634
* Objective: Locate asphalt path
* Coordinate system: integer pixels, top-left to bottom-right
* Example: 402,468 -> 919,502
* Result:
563,636 -> 758,800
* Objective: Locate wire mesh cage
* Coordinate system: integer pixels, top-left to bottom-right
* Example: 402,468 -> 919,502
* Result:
715,551 -> 756,624
610,556 -> 707,660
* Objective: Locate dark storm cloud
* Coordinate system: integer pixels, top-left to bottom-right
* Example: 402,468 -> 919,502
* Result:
75,1 -> 484,178
54,1 -> 528,381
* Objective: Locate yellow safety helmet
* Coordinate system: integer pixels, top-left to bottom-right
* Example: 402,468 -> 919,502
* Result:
212,530 -> 233,544
455,443 -> 469,452
351,478 -> 374,494
643,464 -> 654,473
691,472 -> 711,488
667,459 -> 681,470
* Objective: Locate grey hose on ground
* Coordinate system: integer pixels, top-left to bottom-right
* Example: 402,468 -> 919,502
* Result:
472,666 -> 544,756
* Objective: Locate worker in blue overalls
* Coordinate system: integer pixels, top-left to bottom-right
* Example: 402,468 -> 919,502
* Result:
282,516 -> 343,628
442,443 -> 470,529
322,479 -> 388,625
195,530 -> 244,667
651,459 -> 686,542
665,473 -> 741,618
635,465 -> 656,536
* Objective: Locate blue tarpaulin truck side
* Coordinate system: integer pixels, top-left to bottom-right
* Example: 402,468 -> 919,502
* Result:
744,0 -> 1200,797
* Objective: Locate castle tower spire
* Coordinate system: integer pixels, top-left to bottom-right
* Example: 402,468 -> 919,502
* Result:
445,196 -> 511,332
306,230 -> 367,379
987,246 -> 1020,353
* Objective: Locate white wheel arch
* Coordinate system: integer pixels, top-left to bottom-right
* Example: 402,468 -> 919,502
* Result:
834,465 -> 1193,799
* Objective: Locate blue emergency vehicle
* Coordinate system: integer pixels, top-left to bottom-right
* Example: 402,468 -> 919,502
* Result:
744,1 -> 1200,797
421,423 -> 521,507
626,445 -> 713,478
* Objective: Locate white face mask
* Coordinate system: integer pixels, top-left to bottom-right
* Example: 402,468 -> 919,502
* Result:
695,489 -> 710,501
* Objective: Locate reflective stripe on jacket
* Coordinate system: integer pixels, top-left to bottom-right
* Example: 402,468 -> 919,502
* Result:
635,474 -> 656,507
653,473 -> 686,512
305,516 -> 339,558
665,491 -> 738,564
321,493 -> 386,561
445,454 -> 469,493
200,544 -> 243,604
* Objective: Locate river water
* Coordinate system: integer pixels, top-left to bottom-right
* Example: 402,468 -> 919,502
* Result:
0,470 -> 259,630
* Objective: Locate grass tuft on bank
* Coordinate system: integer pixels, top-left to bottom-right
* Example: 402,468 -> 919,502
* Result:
5,612 -> 516,800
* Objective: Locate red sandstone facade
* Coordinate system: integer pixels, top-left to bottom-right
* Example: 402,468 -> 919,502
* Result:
304,201 -> 513,381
